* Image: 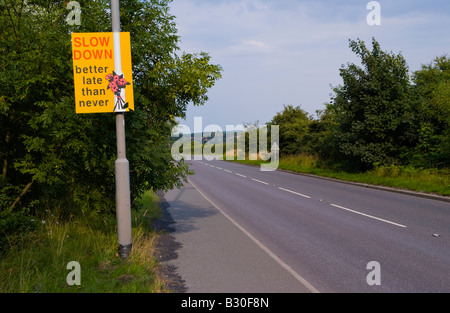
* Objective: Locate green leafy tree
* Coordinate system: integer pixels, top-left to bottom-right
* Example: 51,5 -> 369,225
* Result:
269,105 -> 311,156
328,38 -> 415,171
411,55 -> 450,168
305,107 -> 337,162
0,0 -> 222,217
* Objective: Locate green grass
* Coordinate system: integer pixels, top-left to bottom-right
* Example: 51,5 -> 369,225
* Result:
0,190 -> 168,293
229,154 -> 450,196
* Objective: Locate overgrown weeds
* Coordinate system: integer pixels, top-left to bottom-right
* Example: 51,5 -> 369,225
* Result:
0,190 -> 167,293
231,154 -> 450,196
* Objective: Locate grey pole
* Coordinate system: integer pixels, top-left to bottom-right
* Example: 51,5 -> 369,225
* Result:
111,0 -> 132,259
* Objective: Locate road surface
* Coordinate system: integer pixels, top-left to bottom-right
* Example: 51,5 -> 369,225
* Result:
161,159 -> 450,293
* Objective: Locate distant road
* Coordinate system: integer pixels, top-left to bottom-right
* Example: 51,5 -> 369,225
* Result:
165,159 -> 450,292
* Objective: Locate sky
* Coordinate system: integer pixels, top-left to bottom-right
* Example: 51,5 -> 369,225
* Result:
168,0 -> 450,131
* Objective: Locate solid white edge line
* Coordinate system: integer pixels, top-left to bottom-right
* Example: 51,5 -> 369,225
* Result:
188,178 -> 320,293
252,178 -> 270,185
330,204 -> 407,228
278,187 -> 311,199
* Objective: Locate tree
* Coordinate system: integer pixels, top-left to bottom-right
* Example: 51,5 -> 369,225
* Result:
328,38 -> 415,171
0,0 -> 222,216
411,55 -> 450,168
269,105 -> 311,156
305,107 -> 337,162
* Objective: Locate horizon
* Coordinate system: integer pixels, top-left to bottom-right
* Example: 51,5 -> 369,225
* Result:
169,0 -> 450,130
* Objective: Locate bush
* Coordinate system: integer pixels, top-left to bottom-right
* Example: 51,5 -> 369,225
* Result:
0,210 -> 37,254
0,0 -> 221,219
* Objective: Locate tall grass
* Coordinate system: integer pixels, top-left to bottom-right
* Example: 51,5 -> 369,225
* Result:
0,190 -> 167,293
230,153 -> 450,196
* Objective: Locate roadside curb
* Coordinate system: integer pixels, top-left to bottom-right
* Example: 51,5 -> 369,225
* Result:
225,161 -> 450,203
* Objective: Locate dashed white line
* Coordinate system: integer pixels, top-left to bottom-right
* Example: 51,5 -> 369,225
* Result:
252,178 -> 270,185
278,187 -> 311,199
330,204 -> 407,228
202,165 -> 405,228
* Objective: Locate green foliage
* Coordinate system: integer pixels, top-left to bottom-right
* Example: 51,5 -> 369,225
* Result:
264,38 -> 448,177
0,0 -> 222,225
411,55 -> 450,168
269,105 -> 311,156
232,157 -> 449,196
0,190 -> 166,292
0,209 -> 37,254
328,38 -> 416,171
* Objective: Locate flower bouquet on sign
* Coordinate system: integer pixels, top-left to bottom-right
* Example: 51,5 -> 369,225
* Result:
106,71 -> 131,112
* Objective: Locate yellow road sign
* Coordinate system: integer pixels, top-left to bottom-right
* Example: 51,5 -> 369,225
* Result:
71,32 -> 134,113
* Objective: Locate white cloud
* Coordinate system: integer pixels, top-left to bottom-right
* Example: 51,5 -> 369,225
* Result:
243,40 -> 265,48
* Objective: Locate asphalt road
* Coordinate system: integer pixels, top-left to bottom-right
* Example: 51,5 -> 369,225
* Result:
162,159 -> 450,293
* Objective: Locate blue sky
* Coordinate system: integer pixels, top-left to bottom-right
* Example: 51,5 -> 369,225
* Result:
168,0 -> 450,130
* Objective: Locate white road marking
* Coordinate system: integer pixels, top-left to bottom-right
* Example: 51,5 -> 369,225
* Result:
330,204 -> 407,228
188,178 -> 320,293
235,173 -> 247,178
224,170 -> 232,173
252,178 -> 270,185
278,187 -> 311,199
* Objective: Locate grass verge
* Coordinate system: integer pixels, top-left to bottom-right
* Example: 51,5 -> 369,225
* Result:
229,154 -> 450,196
0,190 -> 167,293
